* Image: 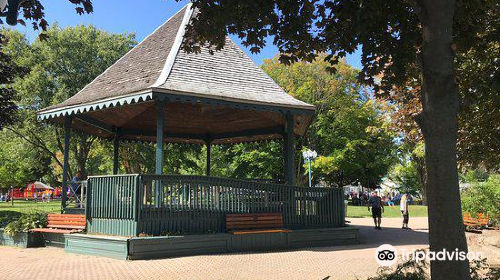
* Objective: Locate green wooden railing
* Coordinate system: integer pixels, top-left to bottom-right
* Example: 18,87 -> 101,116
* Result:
86,175 -> 139,236
86,175 -> 345,236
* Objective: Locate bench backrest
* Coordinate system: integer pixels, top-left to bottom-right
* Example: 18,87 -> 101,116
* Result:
47,214 -> 86,230
463,213 -> 489,225
226,213 -> 284,231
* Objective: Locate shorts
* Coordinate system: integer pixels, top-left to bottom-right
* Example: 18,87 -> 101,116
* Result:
372,207 -> 382,219
401,210 -> 409,223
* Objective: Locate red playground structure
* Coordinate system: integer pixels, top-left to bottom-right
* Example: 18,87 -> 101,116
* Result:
7,182 -> 62,200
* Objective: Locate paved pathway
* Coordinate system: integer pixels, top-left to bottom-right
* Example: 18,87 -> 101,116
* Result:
0,217 -> 430,280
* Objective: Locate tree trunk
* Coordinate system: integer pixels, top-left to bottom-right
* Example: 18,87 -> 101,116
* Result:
418,0 -> 470,279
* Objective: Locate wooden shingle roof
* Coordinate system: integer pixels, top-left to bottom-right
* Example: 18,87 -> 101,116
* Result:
38,4 -> 314,119
37,4 -> 315,144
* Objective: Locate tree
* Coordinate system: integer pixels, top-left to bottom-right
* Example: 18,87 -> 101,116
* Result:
383,94 -> 428,204
0,0 -> 92,29
0,0 -> 93,131
380,2 -> 498,203
262,56 -> 395,188
390,157 -> 421,198
0,129 -> 51,187
179,0 -> 494,277
0,32 -> 23,130
211,142 -> 284,181
3,26 -> 135,181
455,8 -> 499,171
461,175 -> 500,226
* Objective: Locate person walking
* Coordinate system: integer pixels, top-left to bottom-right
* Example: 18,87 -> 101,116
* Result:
400,193 -> 410,229
368,191 -> 384,229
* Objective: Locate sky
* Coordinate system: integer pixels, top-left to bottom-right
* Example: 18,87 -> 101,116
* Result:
10,0 -> 362,68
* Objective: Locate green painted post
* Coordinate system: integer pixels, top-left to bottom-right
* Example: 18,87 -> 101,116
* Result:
206,140 -> 211,176
284,112 -> 295,185
113,128 -> 120,175
155,99 -> 165,206
61,115 -> 72,210
283,112 -> 297,223
156,100 -> 165,174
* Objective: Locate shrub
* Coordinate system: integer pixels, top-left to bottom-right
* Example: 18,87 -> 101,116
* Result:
461,174 -> 500,225
3,212 -> 47,236
0,213 -> 20,228
366,250 -> 427,280
366,250 -> 499,280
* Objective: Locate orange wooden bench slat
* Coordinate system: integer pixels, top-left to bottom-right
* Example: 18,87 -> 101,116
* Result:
48,214 -> 85,218
47,224 -> 85,229
31,214 -> 86,233
226,213 -> 282,217
47,216 -> 86,220
226,216 -> 283,221
226,217 -> 283,221
46,219 -> 86,223
47,220 -> 86,226
232,229 -> 292,235
227,221 -> 283,226
228,225 -> 284,230
31,228 -> 79,234
463,219 -> 487,224
226,213 -> 288,234
227,219 -> 283,225
463,213 -> 489,229
226,219 -> 283,224
227,223 -> 284,228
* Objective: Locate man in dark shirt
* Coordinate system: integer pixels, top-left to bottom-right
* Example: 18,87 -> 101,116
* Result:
368,191 -> 384,229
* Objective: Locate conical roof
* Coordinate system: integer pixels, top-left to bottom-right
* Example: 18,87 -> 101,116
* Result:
39,4 -> 314,118
37,4 -> 315,145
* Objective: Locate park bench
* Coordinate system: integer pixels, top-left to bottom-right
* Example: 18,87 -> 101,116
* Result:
463,213 -> 489,231
31,214 -> 86,234
226,213 -> 291,234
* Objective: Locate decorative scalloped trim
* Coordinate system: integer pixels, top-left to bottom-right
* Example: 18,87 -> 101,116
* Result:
37,92 -> 153,121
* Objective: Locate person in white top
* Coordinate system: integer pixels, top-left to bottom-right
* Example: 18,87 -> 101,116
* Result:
400,193 -> 410,229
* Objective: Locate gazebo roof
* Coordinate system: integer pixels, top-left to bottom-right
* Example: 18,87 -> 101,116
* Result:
37,4 -> 315,145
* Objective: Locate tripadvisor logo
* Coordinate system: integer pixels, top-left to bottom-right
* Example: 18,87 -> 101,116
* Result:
375,244 -> 397,266
376,244 -> 483,267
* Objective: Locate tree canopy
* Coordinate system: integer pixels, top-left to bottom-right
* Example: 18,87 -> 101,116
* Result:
262,56 -> 395,188
0,25 -> 136,185
0,0 -> 92,30
0,32 -> 23,130
178,0 -> 496,278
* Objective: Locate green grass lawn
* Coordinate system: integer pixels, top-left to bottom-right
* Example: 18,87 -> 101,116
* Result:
0,200 -> 61,216
347,205 -> 428,218
1,200 -> 428,220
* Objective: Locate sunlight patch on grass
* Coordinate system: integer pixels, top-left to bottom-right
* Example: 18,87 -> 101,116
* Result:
347,205 -> 428,218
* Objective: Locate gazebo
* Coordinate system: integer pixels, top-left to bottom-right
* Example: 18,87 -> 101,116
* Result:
37,4 -> 346,239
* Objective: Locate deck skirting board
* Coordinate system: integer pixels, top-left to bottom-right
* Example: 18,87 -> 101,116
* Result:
64,226 -> 359,260
64,234 -> 129,260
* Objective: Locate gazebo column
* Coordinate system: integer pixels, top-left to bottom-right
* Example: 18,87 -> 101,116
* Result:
155,99 -> 165,205
155,99 -> 165,174
284,112 -> 295,185
61,115 -> 72,210
206,139 -> 212,176
112,128 -> 120,175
